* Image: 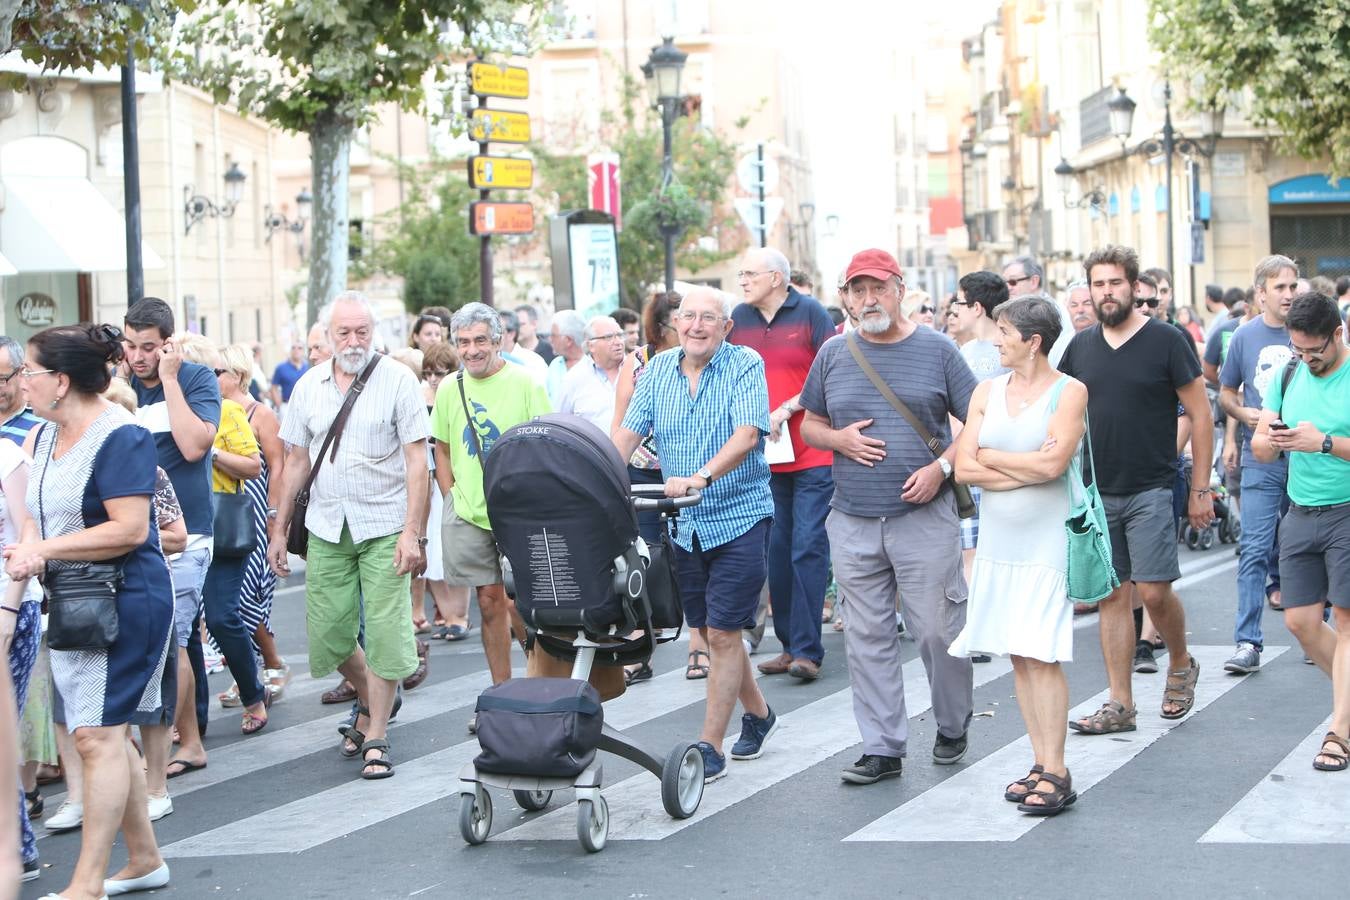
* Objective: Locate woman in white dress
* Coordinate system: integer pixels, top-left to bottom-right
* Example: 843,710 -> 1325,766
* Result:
951,295 -> 1087,817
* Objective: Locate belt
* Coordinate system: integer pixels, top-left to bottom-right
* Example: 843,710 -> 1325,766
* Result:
1290,500 -> 1350,513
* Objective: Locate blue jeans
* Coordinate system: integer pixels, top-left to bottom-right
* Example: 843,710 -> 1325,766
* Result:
767,466 -> 834,664
203,555 -> 266,708
1234,464 -> 1289,649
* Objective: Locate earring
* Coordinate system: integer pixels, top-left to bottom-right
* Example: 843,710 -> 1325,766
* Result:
49,398 -> 59,410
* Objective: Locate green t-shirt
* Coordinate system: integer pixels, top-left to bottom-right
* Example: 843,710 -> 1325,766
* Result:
431,363 -> 552,529
1264,357 -> 1350,506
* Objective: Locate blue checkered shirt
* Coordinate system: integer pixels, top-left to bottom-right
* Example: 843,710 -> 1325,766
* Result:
622,340 -> 773,551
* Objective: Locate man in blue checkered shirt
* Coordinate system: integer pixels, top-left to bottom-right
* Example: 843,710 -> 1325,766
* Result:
615,286 -> 778,784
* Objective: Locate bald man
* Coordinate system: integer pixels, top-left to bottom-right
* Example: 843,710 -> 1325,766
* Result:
556,314 -> 625,432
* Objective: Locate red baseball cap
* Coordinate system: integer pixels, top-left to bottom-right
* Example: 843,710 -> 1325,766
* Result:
843,248 -> 902,285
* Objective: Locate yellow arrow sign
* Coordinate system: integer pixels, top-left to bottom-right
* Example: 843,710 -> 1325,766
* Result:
469,108 -> 531,144
468,156 -> 534,190
468,62 -> 530,100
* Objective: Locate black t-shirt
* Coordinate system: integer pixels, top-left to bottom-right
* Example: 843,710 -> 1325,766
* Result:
533,337 -> 557,365
1058,318 -> 1202,495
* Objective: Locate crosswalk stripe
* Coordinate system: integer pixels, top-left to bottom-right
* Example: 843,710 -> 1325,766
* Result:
498,656 -> 1015,842
1199,715 -> 1350,844
159,664 -> 759,857
844,644 -> 1287,842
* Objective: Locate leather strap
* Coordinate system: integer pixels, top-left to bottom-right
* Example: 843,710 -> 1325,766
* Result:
844,331 -> 942,456
296,354 -> 381,504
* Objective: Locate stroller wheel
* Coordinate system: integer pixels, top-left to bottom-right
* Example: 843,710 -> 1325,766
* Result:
1184,526 -> 1201,550
577,795 -> 609,853
458,787 -> 492,845
514,788 -> 552,812
662,742 -> 705,819
1200,528 -> 1215,550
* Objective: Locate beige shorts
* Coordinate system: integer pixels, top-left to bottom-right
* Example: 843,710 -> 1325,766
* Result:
442,503 -> 504,587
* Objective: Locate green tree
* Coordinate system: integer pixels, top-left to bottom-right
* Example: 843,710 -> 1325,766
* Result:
1149,0 -> 1350,178
172,0 -> 548,325
533,84 -> 742,308
0,0 -> 178,73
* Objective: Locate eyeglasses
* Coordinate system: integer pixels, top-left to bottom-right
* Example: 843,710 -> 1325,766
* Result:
1291,334 -> 1335,360
945,309 -> 959,317
952,298 -> 979,308
1006,275 -> 1034,288
586,332 -> 624,343
212,368 -> 228,376
736,270 -> 766,280
919,306 -> 935,314
19,367 -> 55,379
0,370 -> 19,384
672,311 -> 726,326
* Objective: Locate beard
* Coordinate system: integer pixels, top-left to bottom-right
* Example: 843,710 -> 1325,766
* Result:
1095,298 -> 1132,327
858,309 -> 893,334
336,344 -> 372,375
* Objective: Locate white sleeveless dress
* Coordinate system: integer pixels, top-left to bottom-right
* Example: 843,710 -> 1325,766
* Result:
949,373 -> 1074,663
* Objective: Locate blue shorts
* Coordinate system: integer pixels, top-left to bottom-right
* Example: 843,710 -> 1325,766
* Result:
674,518 -> 771,632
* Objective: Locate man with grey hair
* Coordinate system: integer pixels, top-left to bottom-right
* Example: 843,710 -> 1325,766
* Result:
545,308 -> 587,405
270,291 -> 430,779
731,246 -> 837,681
557,315 -> 625,432
1002,255 -> 1045,297
432,302 -> 550,726
498,308 -> 548,384
0,337 -> 39,446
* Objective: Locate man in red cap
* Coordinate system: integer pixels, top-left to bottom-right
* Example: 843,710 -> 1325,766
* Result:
800,248 -> 978,784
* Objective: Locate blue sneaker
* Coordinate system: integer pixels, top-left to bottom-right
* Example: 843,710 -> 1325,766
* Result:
730,706 -> 778,760
698,741 -> 727,783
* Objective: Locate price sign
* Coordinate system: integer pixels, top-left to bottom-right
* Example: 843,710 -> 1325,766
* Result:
568,221 -> 620,317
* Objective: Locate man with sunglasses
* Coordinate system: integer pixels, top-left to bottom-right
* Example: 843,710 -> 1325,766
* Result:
1251,291 -> 1350,772
1002,256 -> 1044,297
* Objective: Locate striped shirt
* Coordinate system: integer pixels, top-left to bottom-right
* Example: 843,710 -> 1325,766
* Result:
279,355 -> 429,544
622,340 -> 773,551
0,408 -> 38,448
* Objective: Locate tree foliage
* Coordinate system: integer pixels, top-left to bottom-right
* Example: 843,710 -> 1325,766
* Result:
1149,0 -> 1350,178
0,0 -> 183,86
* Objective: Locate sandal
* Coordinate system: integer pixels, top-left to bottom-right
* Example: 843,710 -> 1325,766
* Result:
1069,700 -> 1137,734
1004,764 -> 1043,802
1017,769 -> 1077,816
264,661 -> 291,700
1161,655 -> 1200,720
218,684 -> 241,708
1313,732 -> 1350,772
339,704 -> 370,757
361,739 -> 395,779
685,649 -> 710,680
240,689 -> 273,735
625,661 -> 654,685
445,623 -> 472,641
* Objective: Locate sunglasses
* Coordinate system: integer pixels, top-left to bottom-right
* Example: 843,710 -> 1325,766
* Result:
919,305 -> 935,314
212,368 -> 228,376
1136,296 -> 1160,308
1006,275 -> 1033,288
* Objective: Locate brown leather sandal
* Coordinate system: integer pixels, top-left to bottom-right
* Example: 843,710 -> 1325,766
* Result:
1017,769 -> 1077,816
1313,732 -> 1349,772
1069,700 -> 1137,734
1004,764 -> 1043,802
1161,655 -> 1200,720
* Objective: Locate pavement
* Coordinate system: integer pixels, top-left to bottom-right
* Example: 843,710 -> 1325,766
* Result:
20,544 -> 1349,899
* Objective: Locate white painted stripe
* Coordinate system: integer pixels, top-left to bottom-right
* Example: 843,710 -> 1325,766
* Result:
1200,715 -> 1350,844
844,645 -> 1287,842
1174,557 -> 1237,589
499,656 -> 1015,842
160,664 -> 759,857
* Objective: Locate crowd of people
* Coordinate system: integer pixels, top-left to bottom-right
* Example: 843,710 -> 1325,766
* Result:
2,242 -> 1348,895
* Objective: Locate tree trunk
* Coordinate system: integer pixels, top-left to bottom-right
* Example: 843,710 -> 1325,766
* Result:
0,0 -> 22,56
306,111 -> 352,326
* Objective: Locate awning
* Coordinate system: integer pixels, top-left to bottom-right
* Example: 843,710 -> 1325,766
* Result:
0,252 -> 15,276
0,175 -> 164,273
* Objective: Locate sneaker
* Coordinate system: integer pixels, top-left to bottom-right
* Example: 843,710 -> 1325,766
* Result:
25,788 -> 42,819
467,712 -> 478,735
203,649 -> 226,675
933,731 -> 969,765
730,707 -> 778,760
147,793 -> 174,822
1224,642 -> 1261,674
22,858 -> 39,882
44,800 -> 83,832
1305,655 -> 1316,665
698,741 -> 727,783
1133,640 -> 1159,674
841,754 -> 903,784
971,654 -> 992,663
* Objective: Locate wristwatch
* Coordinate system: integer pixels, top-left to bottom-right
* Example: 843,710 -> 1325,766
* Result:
696,466 -> 714,485
936,457 -> 953,478
1323,434 -> 1335,455
416,537 -> 429,548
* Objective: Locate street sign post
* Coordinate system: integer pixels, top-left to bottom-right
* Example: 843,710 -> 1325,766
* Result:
467,62 -> 529,99
470,202 -> 535,236
467,156 -> 534,190
467,59 -> 534,306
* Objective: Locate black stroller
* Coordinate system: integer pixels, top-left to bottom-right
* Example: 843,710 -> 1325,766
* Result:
455,414 -> 705,852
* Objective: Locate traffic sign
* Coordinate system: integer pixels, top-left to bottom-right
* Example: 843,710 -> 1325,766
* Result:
737,150 -> 779,194
733,197 -> 783,242
468,62 -> 529,99
469,201 -> 534,236
469,108 -> 531,144
468,155 -> 534,190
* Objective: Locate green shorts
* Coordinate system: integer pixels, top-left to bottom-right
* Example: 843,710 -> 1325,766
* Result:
305,524 -> 418,682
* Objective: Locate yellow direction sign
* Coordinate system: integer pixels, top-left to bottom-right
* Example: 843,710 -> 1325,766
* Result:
468,156 -> 534,190
469,108 -> 531,144
468,62 -> 530,100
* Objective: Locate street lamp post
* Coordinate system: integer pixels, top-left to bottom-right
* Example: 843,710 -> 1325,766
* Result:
184,162 -> 248,235
264,187 -> 314,260
643,36 -> 687,293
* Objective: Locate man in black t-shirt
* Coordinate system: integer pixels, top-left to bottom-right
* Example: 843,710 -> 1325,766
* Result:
1059,245 -> 1215,733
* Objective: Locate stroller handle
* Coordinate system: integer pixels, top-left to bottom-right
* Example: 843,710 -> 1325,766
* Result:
629,482 -> 702,512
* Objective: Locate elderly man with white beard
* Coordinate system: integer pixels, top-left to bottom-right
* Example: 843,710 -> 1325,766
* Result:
268,291 -> 430,780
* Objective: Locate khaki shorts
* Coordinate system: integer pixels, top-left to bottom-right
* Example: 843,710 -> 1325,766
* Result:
525,647 -> 627,702
442,503 -> 504,587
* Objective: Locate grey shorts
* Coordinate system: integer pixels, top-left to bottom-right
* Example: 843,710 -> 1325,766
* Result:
170,547 -> 212,646
1278,504 -> 1350,610
1102,486 -> 1181,584
442,504 -> 503,588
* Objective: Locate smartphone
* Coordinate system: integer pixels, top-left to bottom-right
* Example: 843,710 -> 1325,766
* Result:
1269,420 -> 1289,431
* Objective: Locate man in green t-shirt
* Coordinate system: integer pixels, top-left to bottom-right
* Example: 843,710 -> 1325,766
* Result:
432,302 -> 551,704
1252,291 -> 1350,772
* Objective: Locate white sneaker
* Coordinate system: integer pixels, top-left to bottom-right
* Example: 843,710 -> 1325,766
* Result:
147,793 -> 173,821
203,650 -> 226,675
45,800 -> 83,832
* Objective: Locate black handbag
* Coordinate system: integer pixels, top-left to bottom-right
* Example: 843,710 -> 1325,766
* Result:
35,424 -> 121,651
213,486 -> 257,558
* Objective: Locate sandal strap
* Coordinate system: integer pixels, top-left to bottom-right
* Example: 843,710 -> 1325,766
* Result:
1035,770 -> 1071,791
363,738 -> 390,754
1321,732 -> 1350,754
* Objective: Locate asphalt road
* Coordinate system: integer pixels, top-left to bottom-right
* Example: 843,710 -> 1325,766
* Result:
21,541 -> 1348,900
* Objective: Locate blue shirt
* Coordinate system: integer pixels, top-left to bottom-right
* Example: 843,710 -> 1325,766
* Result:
132,362 -> 222,536
271,360 -> 308,402
622,340 -> 773,550
0,408 -> 39,447
1218,317 -> 1292,471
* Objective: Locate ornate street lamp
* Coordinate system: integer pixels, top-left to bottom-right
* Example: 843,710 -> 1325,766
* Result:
264,187 -> 314,259
184,161 -> 247,235
644,36 -> 687,292
1054,157 -> 1106,212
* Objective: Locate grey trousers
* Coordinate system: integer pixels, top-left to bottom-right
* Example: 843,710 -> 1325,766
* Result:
827,498 -> 974,758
